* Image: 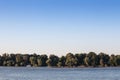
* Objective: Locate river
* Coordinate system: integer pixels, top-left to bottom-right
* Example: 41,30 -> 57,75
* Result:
0,67 -> 120,80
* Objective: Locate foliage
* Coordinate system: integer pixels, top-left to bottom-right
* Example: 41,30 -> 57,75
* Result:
0,52 -> 120,67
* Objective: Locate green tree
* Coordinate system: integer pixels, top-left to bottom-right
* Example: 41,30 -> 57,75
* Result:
46,55 -> 59,67
84,56 -> 90,66
22,54 -> 30,66
15,54 -> 23,66
109,54 -> 117,66
29,56 -> 37,66
40,55 -> 48,66
65,53 -> 78,67
98,53 -> 110,67
75,53 -> 86,66
116,55 -> 120,66
57,56 -> 66,67
0,56 -> 3,66
84,52 -> 98,67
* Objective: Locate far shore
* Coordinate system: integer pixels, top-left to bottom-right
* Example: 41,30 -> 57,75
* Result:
0,52 -> 120,67
1,66 -> 120,68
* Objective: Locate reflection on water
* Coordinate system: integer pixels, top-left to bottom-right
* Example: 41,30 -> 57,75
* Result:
0,67 -> 120,80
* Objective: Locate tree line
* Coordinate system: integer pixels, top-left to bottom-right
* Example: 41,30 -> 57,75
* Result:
0,52 -> 120,67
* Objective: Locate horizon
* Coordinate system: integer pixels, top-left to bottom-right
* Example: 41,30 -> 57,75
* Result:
0,0 -> 120,56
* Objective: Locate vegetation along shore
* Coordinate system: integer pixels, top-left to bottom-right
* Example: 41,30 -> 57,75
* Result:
0,52 -> 120,67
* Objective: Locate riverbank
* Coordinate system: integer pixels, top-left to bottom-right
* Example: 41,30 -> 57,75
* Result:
0,52 -> 120,67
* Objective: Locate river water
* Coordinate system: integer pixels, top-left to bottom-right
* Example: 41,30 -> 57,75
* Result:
0,67 -> 120,80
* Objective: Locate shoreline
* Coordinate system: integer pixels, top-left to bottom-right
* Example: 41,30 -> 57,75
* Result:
0,66 -> 120,68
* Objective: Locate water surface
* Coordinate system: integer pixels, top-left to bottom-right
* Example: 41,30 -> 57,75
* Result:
0,67 -> 120,80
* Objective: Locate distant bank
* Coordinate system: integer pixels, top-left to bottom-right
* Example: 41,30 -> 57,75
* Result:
0,52 -> 120,67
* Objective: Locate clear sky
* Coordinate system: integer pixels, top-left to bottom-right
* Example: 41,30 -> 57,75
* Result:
0,0 -> 120,56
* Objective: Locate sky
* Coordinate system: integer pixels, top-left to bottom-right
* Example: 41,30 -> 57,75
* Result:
0,0 -> 120,56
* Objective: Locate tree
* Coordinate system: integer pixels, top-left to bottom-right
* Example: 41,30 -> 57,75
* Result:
0,56 -> 3,66
116,55 -> 120,66
37,55 -> 42,66
109,54 -> 117,66
84,56 -> 90,66
57,56 -> 66,67
98,53 -> 110,67
65,53 -> 78,67
84,52 -> 98,67
46,55 -> 59,67
15,54 -> 23,66
40,55 -> 48,66
29,56 -> 37,66
46,59 -> 52,67
75,53 -> 86,66
22,54 -> 30,66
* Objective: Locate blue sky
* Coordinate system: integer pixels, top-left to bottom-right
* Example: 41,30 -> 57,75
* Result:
0,0 -> 120,56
